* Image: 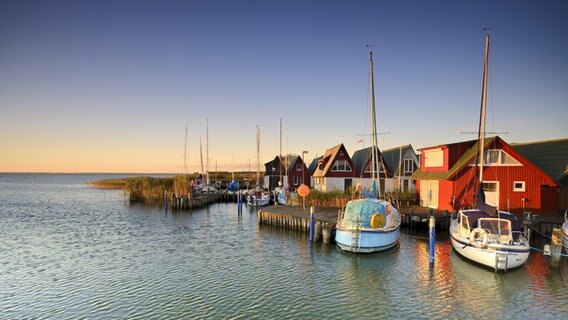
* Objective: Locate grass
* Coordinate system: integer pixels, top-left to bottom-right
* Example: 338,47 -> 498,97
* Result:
90,174 -> 417,207
90,172 -> 260,204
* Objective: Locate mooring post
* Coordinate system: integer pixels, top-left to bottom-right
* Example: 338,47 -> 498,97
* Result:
237,190 -> 242,216
309,206 -> 315,241
164,190 -> 168,210
551,227 -> 562,267
429,215 -> 435,265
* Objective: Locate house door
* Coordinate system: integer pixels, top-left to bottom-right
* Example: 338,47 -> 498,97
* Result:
420,180 -> 439,208
344,179 -> 352,191
482,181 -> 499,208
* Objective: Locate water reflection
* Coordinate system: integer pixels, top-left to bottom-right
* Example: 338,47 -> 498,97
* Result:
1,174 -> 567,319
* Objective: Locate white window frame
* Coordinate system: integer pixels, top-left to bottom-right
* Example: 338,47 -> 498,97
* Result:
404,158 -> 414,173
424,149 -> 443,167
331,160 -> 351,172
484,149 -> 521,166
293,176 -> 299,185
513,181 -> 525,192
296,165 -> 302,171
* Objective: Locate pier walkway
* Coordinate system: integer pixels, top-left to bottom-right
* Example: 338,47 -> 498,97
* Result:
256,204 -> 453,244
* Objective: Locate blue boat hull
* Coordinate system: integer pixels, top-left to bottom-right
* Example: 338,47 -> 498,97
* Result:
335,227 -> 400,253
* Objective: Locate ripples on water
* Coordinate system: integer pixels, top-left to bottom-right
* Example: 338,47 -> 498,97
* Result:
1,174 -> 567,319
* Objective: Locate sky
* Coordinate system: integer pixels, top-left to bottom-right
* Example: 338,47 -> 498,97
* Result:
1,0 -> 567,173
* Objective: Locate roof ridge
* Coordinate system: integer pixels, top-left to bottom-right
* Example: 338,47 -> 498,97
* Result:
511,137 -> 568,146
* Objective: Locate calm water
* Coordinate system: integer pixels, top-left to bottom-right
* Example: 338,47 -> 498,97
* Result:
1,174 -> 567,319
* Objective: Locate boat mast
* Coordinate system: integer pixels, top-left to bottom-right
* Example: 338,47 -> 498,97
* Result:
477,31 -> 490,185
256,125 -> 261,191
183,125 -> 188,180
368,45 -> 380,197
279,117 -> 283,187
199,137 -> 204,176
206,118 -> 210,186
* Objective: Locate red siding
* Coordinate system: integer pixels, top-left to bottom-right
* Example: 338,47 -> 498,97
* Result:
436,138 -> 559,216
288,158 -> 310,189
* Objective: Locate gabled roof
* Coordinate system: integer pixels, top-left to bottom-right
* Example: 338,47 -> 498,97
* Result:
287,155 -> 301,172
382,144 -> 416,174
264,155 -> 281,167
351,146 -> 391,177
411,137 -> 496,181
265,155 -> 300,171
312,144 -> 349,177
308,156 -> 321,175
512,138 -> 568,185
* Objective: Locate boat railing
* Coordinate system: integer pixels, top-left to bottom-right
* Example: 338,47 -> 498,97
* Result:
512,230 -> 525,243
337,208 -> 344,226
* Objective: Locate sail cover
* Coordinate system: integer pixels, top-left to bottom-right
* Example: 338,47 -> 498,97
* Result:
476,184 -> 497,216
343,199 -> 386,228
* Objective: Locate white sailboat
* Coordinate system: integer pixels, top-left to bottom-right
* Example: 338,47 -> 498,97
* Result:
274,118 -> 287,205
247,125 -> 270,207
202,118 -> 218,193
449,31 -> 530,271
335,46 -> 401,253
193,136 -> 205,192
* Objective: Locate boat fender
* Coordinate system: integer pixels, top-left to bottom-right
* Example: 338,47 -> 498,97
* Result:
470,228 -> 488,248
370,213 -> 385,228
386,204 -> 391,215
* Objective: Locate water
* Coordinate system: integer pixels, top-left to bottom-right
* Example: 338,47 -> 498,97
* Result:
1,174 -> 567,319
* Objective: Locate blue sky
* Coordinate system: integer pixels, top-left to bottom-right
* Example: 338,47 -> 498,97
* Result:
1,0 -> 567,173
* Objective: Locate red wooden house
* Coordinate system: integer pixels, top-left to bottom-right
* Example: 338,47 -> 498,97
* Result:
264,155 -> 310,190
286,155 -> 310,190
411,136 -> 559,216
264,155 -> 286,190
312,144 -> 355,192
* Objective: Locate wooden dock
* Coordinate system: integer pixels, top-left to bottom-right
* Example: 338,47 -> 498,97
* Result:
166,192 -> 237,210
257,205 -> 339,244
256,205 -> 453,244
399,206 -> 452,230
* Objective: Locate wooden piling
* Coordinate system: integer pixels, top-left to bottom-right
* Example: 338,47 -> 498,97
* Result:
257,206 -> 339,243
551,227 -> 562,267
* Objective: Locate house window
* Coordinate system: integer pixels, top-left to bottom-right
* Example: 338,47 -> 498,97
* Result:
318,163 -> 323,170
331,160 -> 351,172
296,165 -> 302,171
339,151 -> 344,155
513,181 -> 525,192
483,149 -> 521,166
293,176 -> 299,185
404,159 -> 414,174
424,149 -> 443,167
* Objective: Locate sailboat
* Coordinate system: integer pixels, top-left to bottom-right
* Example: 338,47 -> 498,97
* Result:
202,118 -> 218,193
274,118 -> 287,205
334,47 -> 401,253
227,154 -> 240,193
247,125 -> 271,207
449,31 -> 530,271
193,136 -> 205,192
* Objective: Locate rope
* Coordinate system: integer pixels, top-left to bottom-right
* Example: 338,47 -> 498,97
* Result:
531,246 -> 568,258
527,224 -> 552,239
